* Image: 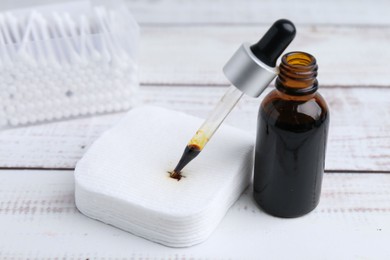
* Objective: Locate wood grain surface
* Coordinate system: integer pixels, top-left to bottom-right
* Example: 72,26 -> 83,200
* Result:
2,0 -> 389,26
0,170 -> 389,259
0,86 -> 388,172
125,0 -> 390,26
139,26 -> 390,86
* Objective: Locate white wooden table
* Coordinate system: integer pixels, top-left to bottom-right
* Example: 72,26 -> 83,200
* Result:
1,0 -> 390,259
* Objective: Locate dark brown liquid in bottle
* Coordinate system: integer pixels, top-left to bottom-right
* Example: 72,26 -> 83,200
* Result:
254,52 -> 329,218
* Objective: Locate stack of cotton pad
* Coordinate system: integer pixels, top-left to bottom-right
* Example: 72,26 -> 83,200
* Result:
0,0 -> 139,128
75,106 -> 254,247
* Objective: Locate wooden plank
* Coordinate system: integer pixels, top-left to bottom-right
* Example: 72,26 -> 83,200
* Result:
124,0 -> 390,26
0,169 -> 389,258
0,86 -> 388,171
0,6 -> 387,86
139,26 -> 390,86
1,0 -> 389,26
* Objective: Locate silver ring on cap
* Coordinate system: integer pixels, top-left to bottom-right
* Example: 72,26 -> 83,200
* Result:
223,43 -> 278,98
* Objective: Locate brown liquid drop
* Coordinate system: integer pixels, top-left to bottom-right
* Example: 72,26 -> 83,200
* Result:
168,170 -> 183,181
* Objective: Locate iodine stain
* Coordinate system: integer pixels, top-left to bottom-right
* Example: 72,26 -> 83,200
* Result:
167,171 -> 186,181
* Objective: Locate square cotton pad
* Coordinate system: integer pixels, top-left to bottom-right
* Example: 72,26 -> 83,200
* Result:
74,106 -> 254,247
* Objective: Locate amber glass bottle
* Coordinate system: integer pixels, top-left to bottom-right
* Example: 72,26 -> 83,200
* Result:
253,52 -> 329,218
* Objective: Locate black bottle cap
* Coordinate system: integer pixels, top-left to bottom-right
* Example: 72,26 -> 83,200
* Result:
250,19 -> 296,67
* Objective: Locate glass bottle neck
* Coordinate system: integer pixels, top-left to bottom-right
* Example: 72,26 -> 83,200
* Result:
275,52 -> 318,96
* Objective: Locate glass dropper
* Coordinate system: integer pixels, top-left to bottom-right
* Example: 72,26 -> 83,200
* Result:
170,19 -> 296,180
170,85 -> 243,179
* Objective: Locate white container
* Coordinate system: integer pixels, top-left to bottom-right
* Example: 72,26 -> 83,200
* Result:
0,0 -> 139,128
